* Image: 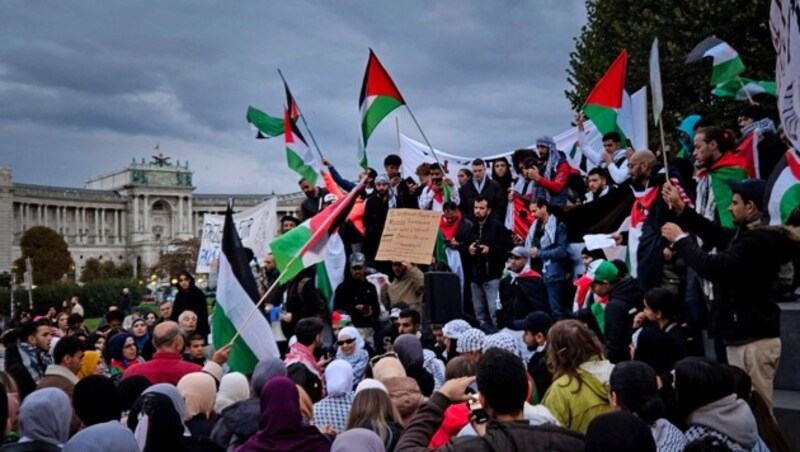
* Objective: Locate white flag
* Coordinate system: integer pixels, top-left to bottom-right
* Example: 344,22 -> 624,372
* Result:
650,38 -> 664,126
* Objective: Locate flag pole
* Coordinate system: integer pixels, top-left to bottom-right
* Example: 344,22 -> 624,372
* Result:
277,69 -> 325,160
396,116 -> 401,151
736,76 -> 755,104
403,105 -> 443,168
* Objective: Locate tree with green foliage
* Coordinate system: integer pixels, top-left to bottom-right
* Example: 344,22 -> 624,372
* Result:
567,0 -> 775,141
13,226 -> 73,285
80,258 -> 134,283
150,237 -> 200,278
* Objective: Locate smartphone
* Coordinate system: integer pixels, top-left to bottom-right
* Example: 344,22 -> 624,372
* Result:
468,396 -> 489,424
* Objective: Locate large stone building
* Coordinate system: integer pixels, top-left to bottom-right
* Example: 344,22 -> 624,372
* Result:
0,155 -> 303,279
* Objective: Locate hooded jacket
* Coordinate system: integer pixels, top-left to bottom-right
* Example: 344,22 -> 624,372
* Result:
603,277 -> 644,363
395,392 -> 584,452
685,394 -> 763,450
541,358 -> 614,434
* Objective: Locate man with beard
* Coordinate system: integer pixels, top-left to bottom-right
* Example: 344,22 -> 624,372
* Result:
298,178 -> 328,221
612,150 -> 676,291
459,159 -> 505,222
333,253 -> 380,344
576,112 -> 630,185
363,174 -> 395,263
466,197 -> 513,333
418,163 -> 460,211
497,246 -> 549,330
527,136 -> 571,210
280,215 -> 300,234
439,201 -> 473,295
584,167 -> 610,203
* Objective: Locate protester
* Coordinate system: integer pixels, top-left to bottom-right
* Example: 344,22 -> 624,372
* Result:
384,377 -> 423,427
381,262 -> 425,311
455,328 -> 485,362
456,168 -> 472,187
178,310 -> 198,337
116,375 -> 151,418
331,428 -> 386,452
392,335 -> 434,397
589,260 -> 643,364
3,388 -> 71,452
171,272 -> 210,340
541,319 -> 613,433
72,375 -> 121,427
346,388 -> 403,452
418,163 -> 460,212
498,246 -> 549,329
335,326 -> 369,383
183,333 -> 208,366
609,361 -> 687,452
285,318 -> 328,393
36,335 -> 83,402
584,411 -> 656,452
177,372 -> 218,440
106,332 -> 144,380
364,174 -> 395,263
130,317 -> 155,360
384,154 -> 419,209
299,177 -> 329,220
334,253 -> 380,341
313,359 -> 356,433
158,300 -> 173,324
459,159 -> 505,223
236,376 -> 332,452
214,372 -> 250,415
631,287 -> 689,382
524,198 -> 569,319
529,136 -> 571,209
584,167 -> 610,203
427,357 -> 476,448
576,112 -> 629,185
6,322 -> 53,399
440,319 -> 471,361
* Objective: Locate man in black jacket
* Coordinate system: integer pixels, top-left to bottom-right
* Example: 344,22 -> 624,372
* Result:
384,154 -> 419,208
333,252 -> 380,342
590,260 -> 643,364
662,178 -> 799,411
459,159 -> 506,223
497,246 -> 550,330
363,175 -> 394,263
514,311 -> 554,402
466,197 -> 513,333
298,178 -> 328,221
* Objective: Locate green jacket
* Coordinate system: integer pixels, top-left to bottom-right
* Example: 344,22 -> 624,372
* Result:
541,358 -> 614,434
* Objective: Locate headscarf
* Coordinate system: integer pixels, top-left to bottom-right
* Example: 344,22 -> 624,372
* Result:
383,377 -> 423,426
337,326 -> 365,351
177,372 -> 217,419
18,387 -> 72,446
355,379 -> 388,394
77,350 -> 102,379
62,421 -> 138,452
441,319 -> 471,339
331,428 -> 386,452
127,391 -> 186,452
535,135 -> 565,181
130,318 -> 151,353
73,375 -> 121,426
325,359 -> 354,397
108,332 -> 135,366
252,357 -> 288,395
215,372 -> 250,413
142,384 -> 189,434
393,335 -> 424,369
372,355 -> 408,382
235,376 -> 331,452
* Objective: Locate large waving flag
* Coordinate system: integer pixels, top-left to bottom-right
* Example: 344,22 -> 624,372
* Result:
686,36 -> 745,86
213,202 -> 280,373
246,106 -> 285,139
271,181 -> 365,284
766,150 -> 800,225
284,108 -> 318,185
712,78 -> 776,100
582,49 -> 628,141
359,49 -> 406,168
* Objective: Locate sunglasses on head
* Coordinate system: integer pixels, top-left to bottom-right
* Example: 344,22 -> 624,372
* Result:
337,338 -> 356,346
369,351 -> 399,368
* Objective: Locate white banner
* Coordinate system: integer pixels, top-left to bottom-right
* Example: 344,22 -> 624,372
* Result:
771,0 -> 800,152
196,198 -> 278,273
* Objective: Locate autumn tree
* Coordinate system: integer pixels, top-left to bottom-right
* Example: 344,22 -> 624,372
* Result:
13,226 -> 73,285
567,0 -> 775,141
150,237 -> 201,278
80,258 -> 134,283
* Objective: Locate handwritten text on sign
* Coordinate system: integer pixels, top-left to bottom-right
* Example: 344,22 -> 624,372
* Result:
375,209 -> 442,265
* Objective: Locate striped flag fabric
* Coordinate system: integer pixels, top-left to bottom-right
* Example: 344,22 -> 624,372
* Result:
766,150 -> 800,225
284,108 -> 319,185
686,36 -> 745,86
712,78 -> 777,100
212,202 -> 280,373
582,49 -> 628,141
246,106 -> 286,139
271,181 -> 365,284
359,49 -> 406,168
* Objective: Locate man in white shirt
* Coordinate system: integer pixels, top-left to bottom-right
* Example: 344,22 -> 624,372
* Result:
576,112 -> 630,185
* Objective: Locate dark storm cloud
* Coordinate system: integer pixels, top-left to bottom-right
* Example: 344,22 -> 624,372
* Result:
0,0 -> 586,193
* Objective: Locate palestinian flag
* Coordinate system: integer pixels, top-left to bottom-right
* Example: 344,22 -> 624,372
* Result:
246,106 -> 286,139
712,78 -> 776,100
766,150 -> 800,225
212,202 -> 280,373
359,49 -> 406,168
505,193 -> 534,239
582,49 -> 628,141
284,108 -> 318,185
702,152 -> 749,227
686,36 -> 745,86
736,133 -> 760,179
271,181 -> 365,284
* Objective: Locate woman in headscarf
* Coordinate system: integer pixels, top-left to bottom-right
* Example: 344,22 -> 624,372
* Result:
62,421 -> 138,452
129,317 -> 155,361
106,333 -> 144,381
392,335 -> 434,396
214,372 -> 250,415
235,376 -> 331,452
116,375 -> 151,422
73,375 -> 122,427
177,372 -> 218,440
313,359 -> 355,433
76,350 -> 106,379
335,326 -> 369,383
4,388 -> 71,451
331,428 -> 385,452
382,377 -> 423,427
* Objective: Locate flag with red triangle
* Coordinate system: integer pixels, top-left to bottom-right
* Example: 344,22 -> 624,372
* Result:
582,49 -> 628,143
359,49 -> 406,168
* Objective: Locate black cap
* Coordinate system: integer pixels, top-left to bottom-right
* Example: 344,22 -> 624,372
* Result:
512,311 -> 553,335
728,179 -> 766,211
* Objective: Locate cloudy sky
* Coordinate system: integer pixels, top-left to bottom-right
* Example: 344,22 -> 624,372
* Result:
0,1 -> 587,194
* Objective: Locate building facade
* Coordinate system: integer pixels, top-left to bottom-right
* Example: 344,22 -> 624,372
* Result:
0,155 -> 303,279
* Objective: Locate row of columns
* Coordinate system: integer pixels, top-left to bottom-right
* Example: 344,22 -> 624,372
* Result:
16,203 -> 127,245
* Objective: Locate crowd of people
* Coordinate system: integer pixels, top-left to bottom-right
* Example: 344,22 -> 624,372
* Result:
0,104 -> 798,451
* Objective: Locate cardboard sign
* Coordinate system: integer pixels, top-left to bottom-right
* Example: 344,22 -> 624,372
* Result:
375,208 -> 441,265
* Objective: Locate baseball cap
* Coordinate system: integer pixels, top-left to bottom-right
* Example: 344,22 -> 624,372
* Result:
508,246 -> 529,259
349,252 -> 366,268
728,179 -> 766,211
512,311 -> 554,335
592,260 -> 619,284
